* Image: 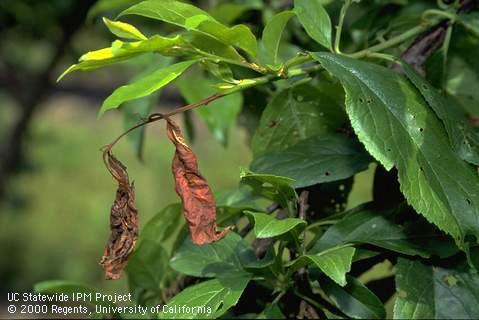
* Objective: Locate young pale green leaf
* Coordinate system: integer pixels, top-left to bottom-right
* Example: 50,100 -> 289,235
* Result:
312,52 -> 479,249
170,232 -> 253,278
310,203 -> 458,258
119,0 -> 257,57
294,0 -> 332,49
394,258 -> 479,319
251,134 -> 371,188
239,169 -> 297,210
58,35 -> 185,81
176,73 -> 242,145
252,83 -> 346,157
159,275 -> 250,319
245,211 -> 306,238
289,246 -> 356,286
319,276 -> 386,319
100,60 -> 196,115
260,10 -> 295,66
402,62 -> 479,165
34,281 -> 114,308
103,17 -> 147,40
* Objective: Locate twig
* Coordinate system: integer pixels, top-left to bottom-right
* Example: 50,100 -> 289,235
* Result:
398,0 -> 478,72
298,191 -> 309,220
101,93 -> 224,153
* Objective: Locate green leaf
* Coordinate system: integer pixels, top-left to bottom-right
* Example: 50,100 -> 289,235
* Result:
394,258 -> 479,319
294,0 -> 332,49
245,211 -> 306,238
458,13 -> 479,38
251,134 -> 371,188
211,3 -> 262,25
103,17 -> 147,40
310,203 -> 458,258
312,52 -> 479,248
159,276 -> 250,319
120,0 -> 257,57
140,203 -> 183,249
58,35 -> 185,80
260,10 -> 295,66
319,275 -> 386,319
256,304 -> 285,319
170,232 -> 253,278
34,281 -> 113,308
176,73 -> 242,145
126,240 -> 170,297
252,83 -> 346,157
288,246 -> 355,286
100,60 -> 196,115
239,169 -> 297,210
402,62 -> 479,165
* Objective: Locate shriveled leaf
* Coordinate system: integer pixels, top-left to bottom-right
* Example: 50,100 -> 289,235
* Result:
119,0 -> 257,57
176,73 -> 242,145
260,10 -> 295,66
103,17 -> 147,40
58,35 -> 185,80
313,52 -> 479,249
310,203 -> 458,258
402,62 -> 479,165
100,152 -> 138,280
394,258 -> 479,319
294,0 -> 332,49
239,169 -> 297,210
166,118 -> 232,245
100,60 -> 196,115
288,246 -> 356,286
158,276 -> 250,319
245,211 -> 306,238
319,276 -> 386,319
252,83 -> 346,157
251,134 -> 371,188
170,232 -> 253,277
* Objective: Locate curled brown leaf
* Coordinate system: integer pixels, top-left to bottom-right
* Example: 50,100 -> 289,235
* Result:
166,118 -> 232,245
100,151 -> 138,280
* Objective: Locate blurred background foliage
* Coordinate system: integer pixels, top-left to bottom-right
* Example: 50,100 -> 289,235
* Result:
0,0 -> 378,300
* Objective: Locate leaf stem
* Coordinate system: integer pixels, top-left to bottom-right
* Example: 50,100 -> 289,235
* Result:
102,93 -> 225,152
293,290 -> 323,310
350,23 -> 430,58
334,0 -> 353,54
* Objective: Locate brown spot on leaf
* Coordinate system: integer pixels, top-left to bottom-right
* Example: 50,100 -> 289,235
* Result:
166,118 -> 232,245
268,120 -> 278,128
100,151 -> 138,280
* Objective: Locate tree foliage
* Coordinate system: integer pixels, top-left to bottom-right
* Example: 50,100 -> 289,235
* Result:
36,0 -> 479,319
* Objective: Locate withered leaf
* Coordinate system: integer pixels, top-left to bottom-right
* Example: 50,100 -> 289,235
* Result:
100,151 -> 139,280
166,118 -> 232,245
